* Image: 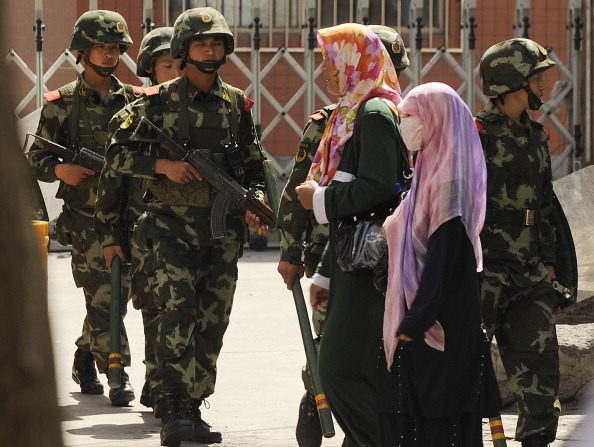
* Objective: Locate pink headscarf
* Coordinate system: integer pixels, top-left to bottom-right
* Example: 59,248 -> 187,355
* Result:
308,23 -> 402,186
383,82 -> 486,369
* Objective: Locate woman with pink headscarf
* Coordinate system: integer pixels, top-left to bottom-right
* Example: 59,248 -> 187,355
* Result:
296,23 -> 405,446
380,82 -> 500,446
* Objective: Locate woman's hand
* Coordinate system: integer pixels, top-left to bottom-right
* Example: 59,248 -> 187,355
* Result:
397,333 -> 413,342
295,180 -> 318,210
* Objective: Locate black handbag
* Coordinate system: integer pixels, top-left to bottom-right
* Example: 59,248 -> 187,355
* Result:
334,218 -> 387,272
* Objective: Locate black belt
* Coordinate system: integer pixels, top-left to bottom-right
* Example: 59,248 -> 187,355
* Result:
485,208 -> 537,226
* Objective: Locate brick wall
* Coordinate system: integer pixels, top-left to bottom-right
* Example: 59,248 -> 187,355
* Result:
5,0 -> 588,163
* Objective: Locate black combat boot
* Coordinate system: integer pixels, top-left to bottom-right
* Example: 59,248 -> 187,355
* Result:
71,348 -> 104,394
521,433 -> 551,447
187,399 -> 222,444
109,370 -> 135,406
160,395 -> 194,446
140,381 -> 153,409
296,392 -> 322,447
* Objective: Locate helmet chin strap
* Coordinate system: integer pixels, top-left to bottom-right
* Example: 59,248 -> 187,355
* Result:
185,55 -> 226,74
524,85 -> 543,110
84,53 -> 119,77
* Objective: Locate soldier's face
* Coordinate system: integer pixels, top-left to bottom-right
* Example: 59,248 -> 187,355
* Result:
187,36 -> 226,62
527,72 -> 545,98
152,53 -> 184,84
87,43 -> 121,67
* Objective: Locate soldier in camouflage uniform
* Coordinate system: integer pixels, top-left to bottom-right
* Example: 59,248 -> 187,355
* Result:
476,38 -> 559,447
104,7 -> 266,446
95,26 -> 182,412
276,25 -> 409,447
28,9 -> 138,406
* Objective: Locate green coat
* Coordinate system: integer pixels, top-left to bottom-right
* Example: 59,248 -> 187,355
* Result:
317,97 -> 404,447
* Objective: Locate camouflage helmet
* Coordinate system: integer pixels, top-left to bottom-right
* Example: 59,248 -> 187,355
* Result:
368,25 -> 410,71
170,7 -> 234,59
70,10 -> 133,53
480,38 -> 555,97
136,27 -> 175,77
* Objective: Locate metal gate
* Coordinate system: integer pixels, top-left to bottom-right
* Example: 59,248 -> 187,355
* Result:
5,0 -> 587,181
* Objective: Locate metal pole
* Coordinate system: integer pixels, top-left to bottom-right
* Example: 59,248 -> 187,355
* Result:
142,0 -> 155,35
569,0 -> 583,173
409,0 -> 424,87
585,0 -> 592,164
514,0 -> 531,38
304,1 -> 316,120
250,5 -> 262,139
357,0 -> 370,25
34,0 -> 44,108
462,0 -> 477,110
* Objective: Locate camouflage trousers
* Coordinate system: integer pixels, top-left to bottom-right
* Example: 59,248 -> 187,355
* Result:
302,307 -> 327,395
481,274 -> 560,442
57,211 -> 131,372
128,229 -> 159,392
146,212 -> 242,400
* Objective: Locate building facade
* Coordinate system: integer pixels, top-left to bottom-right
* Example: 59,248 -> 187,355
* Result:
4,0 -> 593,179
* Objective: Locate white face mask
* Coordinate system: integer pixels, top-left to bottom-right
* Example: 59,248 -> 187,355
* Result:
399,115 -> 425,152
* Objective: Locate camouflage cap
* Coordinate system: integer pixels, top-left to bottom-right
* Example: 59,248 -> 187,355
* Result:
170,7 -> 234,59
137,27 -> 175,77
70,10 -> 133,53
480,37 -> 556,97
368,25 -> 410,71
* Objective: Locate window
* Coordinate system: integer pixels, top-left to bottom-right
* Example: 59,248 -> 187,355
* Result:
166,0 -> 301,29
318,0 -> 443,30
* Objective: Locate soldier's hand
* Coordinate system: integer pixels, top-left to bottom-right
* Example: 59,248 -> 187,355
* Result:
103,245 -> 126,270
295,180 -> 318,210
245,209 -> 265,231
277,260 -> 304,289
54,163 -> 95,186
310,283 -> 329,310
546,264 -> 556,280
155,159 -> 203,184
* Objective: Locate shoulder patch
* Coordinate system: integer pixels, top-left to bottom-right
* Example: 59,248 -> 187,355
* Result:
295,144 -> 308,163
244,96 -> 255,112
143,86 -> 160,96
43,90 -> 62,102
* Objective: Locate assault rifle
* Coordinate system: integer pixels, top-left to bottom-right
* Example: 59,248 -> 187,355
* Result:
25,133 -> 105,174
130,116 -> 275,239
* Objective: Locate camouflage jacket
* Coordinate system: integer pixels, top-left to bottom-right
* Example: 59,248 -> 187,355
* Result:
99,75 -> 266,244
29,74 -> 140,217
476,101 -> 556,287
95,95 -> 152,248
278,105 -> 335,277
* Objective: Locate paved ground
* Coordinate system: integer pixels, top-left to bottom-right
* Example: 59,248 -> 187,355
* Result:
47,249 -> 592,447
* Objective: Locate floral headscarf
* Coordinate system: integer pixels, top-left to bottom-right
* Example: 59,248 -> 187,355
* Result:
383,83 -> 487,369
308,23 -> 402,186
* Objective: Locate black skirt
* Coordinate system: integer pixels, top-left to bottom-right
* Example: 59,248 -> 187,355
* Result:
378,338 -> 500,447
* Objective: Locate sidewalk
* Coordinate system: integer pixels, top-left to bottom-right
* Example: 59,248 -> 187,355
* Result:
47,250 -> 590,446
